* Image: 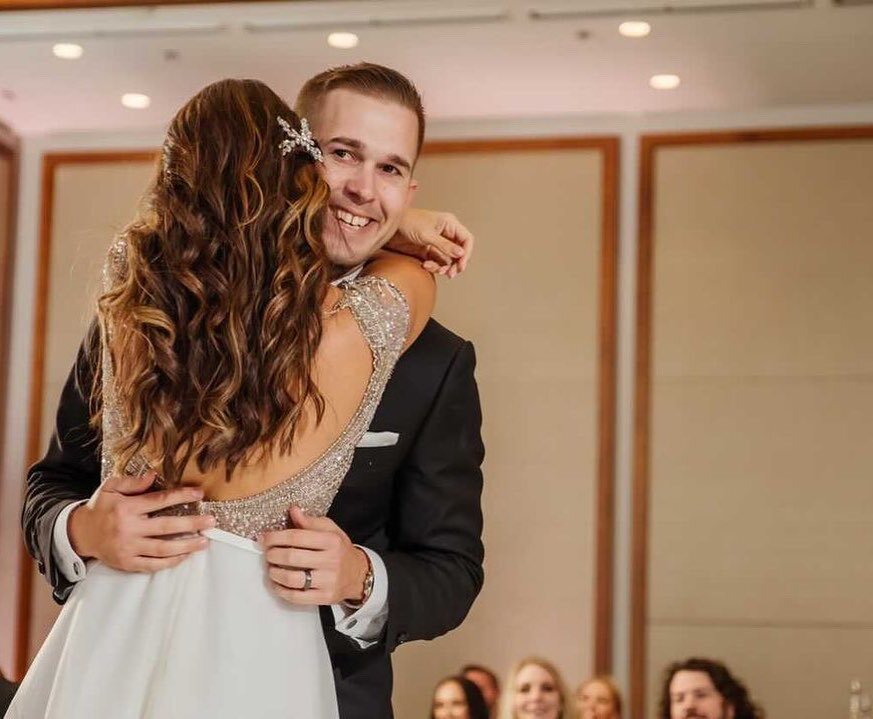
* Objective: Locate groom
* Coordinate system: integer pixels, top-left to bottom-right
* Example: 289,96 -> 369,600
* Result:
22,64 -> 484,718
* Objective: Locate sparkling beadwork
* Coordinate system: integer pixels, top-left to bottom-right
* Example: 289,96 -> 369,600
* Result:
101,239 -> 409,539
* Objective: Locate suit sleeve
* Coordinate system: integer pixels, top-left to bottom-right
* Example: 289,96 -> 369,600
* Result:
381,340 -> 485,652
21,322 -> 103,604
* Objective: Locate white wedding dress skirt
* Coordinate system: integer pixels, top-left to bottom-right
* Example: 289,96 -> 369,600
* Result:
7,529 -> 339,719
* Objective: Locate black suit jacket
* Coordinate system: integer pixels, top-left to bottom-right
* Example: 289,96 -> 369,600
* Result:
22,318 -> 485,719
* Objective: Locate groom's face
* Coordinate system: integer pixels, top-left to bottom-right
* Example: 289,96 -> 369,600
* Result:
310,88 -> 419,268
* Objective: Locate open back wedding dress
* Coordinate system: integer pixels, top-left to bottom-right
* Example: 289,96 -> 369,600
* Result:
7,241 -> 409,719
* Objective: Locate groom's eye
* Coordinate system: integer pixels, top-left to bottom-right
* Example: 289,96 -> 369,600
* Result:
380,163 -> 401,176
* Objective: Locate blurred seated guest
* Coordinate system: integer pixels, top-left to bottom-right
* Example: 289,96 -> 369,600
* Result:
499,656 -> 571,719
462,664 -> 501,716
575,676 -> 622,719
659,657 -> 765,719
1,671 -> 18,716
432,675 -> 490,719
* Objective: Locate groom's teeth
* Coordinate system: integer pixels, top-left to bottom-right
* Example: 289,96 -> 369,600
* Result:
335,209 -> 371,228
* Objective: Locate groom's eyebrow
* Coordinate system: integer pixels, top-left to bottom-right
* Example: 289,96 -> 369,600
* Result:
327,136 -> 412,173
328,136 -> 362,148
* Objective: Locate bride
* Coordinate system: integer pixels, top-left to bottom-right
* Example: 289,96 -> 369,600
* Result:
8,78 -> 437,718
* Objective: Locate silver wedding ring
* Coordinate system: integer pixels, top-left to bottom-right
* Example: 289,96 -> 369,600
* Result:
302,568 -> 313,591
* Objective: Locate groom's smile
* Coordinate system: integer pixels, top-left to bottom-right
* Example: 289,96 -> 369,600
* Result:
334,207 -> 373,229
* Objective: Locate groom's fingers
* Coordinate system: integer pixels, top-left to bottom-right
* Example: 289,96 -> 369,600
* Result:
267,566 -> 330,591
270,583 -> 330,606
104,469 -> 157,496
259,528 -> 333,551
135,486 -> 205,515
264,546 -> 326,569
143,514 -> 216,537
287,506 -> 342,532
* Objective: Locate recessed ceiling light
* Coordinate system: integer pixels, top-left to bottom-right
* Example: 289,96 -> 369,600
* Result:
121,93 -> 151,109
327,32 -> 359,49
53,43 -> 84,60
650,74 -> 681,90
619,21 -> 651,38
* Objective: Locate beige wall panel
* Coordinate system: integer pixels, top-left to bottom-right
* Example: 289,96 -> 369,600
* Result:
653,141 -> 873,377
27,159 -> 156,659
647,137 -> 873,718
647,624 -> 873,718
393,149 -> 603,716
650,380 -> 873,623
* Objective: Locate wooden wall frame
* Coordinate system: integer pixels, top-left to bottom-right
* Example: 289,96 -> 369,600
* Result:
0,0 -> 294,10
630,124 -> 873,719
14,150 -> 157,678
15,138 -> 620,679
0,128 -> 19,540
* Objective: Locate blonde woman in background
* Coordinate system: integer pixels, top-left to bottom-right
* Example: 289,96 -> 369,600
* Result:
499,657 -> 573,719
575,676 -> 622,719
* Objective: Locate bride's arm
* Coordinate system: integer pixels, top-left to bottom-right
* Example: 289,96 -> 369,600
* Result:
386,208 -> 475,279
361,251 -> 436,351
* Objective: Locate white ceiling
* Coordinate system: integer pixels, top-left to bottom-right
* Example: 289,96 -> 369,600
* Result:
1,0 -> 873,135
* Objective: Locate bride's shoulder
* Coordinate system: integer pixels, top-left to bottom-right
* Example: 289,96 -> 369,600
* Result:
333,275 -> 410,354
351,252 -> 435,352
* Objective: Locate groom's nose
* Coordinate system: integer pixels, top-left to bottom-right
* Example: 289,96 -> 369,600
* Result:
344,164 -> 376,205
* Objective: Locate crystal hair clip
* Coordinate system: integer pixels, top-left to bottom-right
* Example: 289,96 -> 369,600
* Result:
277,116 -> 324,163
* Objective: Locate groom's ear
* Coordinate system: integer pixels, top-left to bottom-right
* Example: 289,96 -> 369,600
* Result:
405,179 -> 419,205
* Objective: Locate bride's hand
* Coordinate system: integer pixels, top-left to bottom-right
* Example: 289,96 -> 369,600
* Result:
259,507 -> 370,606
387,208 -> 474,279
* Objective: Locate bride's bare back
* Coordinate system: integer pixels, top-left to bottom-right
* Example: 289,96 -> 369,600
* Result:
162,253 -> 434,504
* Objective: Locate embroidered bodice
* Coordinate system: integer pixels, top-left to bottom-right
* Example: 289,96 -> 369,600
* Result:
100,240 -> 409,539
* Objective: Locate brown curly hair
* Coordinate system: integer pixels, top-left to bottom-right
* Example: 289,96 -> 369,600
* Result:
658,657 -> 765,719
93,78 -> 332,485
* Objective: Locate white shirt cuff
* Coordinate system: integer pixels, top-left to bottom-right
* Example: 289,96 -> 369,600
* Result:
51,500 -> 89,583
330,546 -> 388,648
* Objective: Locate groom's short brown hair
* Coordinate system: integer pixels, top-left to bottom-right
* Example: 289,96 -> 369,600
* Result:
295,62 -> 426,157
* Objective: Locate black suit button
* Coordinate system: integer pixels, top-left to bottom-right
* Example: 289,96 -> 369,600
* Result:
397,632 -> 409,644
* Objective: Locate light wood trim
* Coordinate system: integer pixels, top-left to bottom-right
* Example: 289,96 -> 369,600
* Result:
423,135 -> 620,673
0,133 -> 18,554
15,149 -> 157,678
0,0 -> 294,9
594,137 -> 619,675
423,137 -> 621,155
629,124 -> 873,719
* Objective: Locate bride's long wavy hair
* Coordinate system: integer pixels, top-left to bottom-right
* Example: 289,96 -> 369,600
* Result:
92,78 -> 332,485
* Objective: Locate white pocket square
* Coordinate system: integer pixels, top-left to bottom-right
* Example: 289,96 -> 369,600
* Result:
356,431 -> 399,448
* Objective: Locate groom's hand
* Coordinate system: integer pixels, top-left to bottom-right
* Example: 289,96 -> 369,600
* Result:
68,470 -> 215,573
260,506 -> 369,606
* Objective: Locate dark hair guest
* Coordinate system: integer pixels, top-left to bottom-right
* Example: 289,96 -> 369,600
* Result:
659,657 -> 765,719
